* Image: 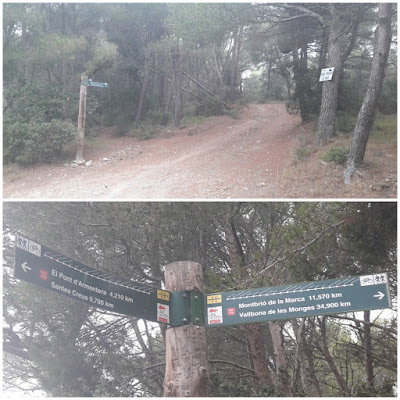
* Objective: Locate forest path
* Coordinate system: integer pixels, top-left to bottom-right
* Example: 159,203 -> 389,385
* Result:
4,103 -> 301,199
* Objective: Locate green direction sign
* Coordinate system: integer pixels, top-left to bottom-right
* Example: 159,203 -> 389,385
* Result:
205,274 -> 391,327
14,235 -> 170,323
81,79 -> 108,88
89,81 -> 108,88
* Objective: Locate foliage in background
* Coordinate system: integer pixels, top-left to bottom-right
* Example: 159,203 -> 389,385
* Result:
3,4 -> 396,165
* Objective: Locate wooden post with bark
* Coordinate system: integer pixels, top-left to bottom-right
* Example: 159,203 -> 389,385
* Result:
75,74 -> 88,164
163,261 -> 210,397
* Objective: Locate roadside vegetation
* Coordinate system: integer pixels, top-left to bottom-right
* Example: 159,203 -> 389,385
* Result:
3,3 -> 397,187
284,113 -> 397,197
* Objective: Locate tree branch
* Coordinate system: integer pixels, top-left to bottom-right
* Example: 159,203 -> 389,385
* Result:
3,342 -> 29,360
278,4 -> 325,26
256,220 -> 346,280
210,359 -> 255,374
329,315 -> 397,335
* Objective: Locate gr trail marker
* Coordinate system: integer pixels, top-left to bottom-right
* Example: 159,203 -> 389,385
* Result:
14,234 -> 170,324
206,274 -> 391,327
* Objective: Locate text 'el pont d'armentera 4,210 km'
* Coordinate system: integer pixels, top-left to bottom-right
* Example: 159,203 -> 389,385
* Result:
14,234 -> 170,324
14,235 -> 391,328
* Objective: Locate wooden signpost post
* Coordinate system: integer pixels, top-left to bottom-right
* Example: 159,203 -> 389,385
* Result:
163,262 -> 210,397
14,234 -> 392,397
74,76 -> 108,164
74,74 -> 88,164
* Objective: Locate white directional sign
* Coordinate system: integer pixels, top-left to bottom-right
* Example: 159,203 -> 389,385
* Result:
319,67 -> 335,82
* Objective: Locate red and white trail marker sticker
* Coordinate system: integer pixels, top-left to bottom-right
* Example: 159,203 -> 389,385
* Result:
157,303 -> 169,323
227,307 -> 236,316
208,306 -> 223,324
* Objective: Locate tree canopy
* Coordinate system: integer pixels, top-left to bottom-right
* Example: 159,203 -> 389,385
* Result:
3,3 -> 396,166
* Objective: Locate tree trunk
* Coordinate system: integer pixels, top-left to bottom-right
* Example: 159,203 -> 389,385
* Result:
291,31 -> 312,122
269,322 -> 292,396
317,5 -> 366,145
135,47 -> 151,125
344,3 -> 392,183
316,10 -> 344,145
163,262 -> 210,397
318,30 -> 328,74
292,319 -> 323,396
364,311 -> 374,392
319,317 -> 352,396
75,74 -> 87,164
172,48 -> 183,127
244,323 -> 273,395
230,25 -> 243,101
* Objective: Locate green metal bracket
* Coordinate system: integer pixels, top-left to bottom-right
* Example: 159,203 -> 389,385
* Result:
170,290 -> 205,326
190,291 -> 205,326
170,291 -> 191,326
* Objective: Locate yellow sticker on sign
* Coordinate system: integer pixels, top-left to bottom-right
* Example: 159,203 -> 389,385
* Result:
157,290 -> 170,301
207,294 -> 222,304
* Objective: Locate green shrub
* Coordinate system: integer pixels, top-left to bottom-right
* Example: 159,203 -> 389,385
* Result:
371,113 -> 397,143
336,111 -> 356,135
322,146 -> 348,164
378,75 -> 397,115
195,97 -> 223,117
338,72 -> 365,115
258,81 -> 285,102
145,109 -> 164,125
295,146 -> 311,160
110,110 -> 134,136
137,125 -> 158,140
3,82 -> 100,165
285,99 -> 300,115
4,119 -> 76,165
181,115 -> 205,125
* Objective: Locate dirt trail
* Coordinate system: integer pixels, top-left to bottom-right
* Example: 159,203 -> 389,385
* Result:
4,103 -> 301,199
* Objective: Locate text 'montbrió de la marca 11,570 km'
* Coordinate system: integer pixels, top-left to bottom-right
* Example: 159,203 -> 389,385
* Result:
14,234 -> 171,324
206,273 -> 391,326
14,235 -> 392,328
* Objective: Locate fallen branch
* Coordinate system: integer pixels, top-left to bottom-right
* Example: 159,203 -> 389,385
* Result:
180,68 -> 232,110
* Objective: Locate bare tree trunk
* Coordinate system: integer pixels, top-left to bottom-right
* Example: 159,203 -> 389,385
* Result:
318,317 -> 351,396
224,212 -> 272,394
344,3 -> 392,183
163,262 -> 210,397
230,25 -> 243,101
364,311 -> 374,392
269,322 -> 292,396
244,323 -> 273,394
292,319 -> 323,396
